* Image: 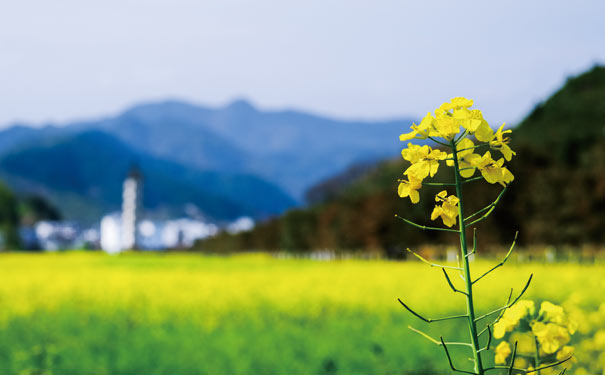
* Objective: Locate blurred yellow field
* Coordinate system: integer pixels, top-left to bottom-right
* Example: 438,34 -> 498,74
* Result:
0,252 -> 603,374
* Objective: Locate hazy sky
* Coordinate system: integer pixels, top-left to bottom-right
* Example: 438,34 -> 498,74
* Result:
1,0 -> 604,128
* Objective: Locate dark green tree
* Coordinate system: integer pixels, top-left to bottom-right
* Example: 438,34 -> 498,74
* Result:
0,181 -> 20,249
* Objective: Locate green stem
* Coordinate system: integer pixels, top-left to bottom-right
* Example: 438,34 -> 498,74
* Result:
451,140 -> 484,375
534,337 -> 541,375
428,136 -> 452,147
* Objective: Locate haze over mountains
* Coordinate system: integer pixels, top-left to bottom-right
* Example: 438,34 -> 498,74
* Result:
0,99 -> 413,222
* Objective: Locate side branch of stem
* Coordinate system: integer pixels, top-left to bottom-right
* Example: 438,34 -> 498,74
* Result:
466,228 -> 477,258
442,268 -> 468,295
408,326 -> 473,347
464,185 -> 509,225
406,248 -> 463,270
462,176 -> 483,184
484,356 -> 572,374
397,298 -> 468,323
423,182 -> 457,186
473,232 -> 518,284
440,337 -> 479,375
428,136 -> 453,147
395,215 -> 459,233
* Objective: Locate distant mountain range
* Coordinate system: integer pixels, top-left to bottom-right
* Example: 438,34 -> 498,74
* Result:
0,100 -> 413,222
195,65 -> 605,252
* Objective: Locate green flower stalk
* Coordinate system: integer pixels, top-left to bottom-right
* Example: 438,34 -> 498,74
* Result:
395,98 -> 570,375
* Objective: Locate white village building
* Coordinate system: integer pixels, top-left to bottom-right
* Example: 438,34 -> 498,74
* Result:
99,166 -> 227,252
100,167 -> 142,253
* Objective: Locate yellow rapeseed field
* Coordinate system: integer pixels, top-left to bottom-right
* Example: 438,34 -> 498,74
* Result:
0,252 -> 602,374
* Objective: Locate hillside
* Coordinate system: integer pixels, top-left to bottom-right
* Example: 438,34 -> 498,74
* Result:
196,65 -> 605,253
0,130 -> 295,222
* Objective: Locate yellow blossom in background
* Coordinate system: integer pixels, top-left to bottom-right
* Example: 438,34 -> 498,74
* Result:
540,301 -> 566,326
495,341 -> 511,364
567,319 -> 579,335
398,177 -> 422,204
556,346 -> 575,362
430,191 -> 459,227
510,332 -> 537,355
532,322 -> 571,354
514,357 -> 530,369
489,123 -> 516,161
494,300 -> 577,373
513,300 -> 536,318
494,300 -> 535,338
493,319 -> 515,339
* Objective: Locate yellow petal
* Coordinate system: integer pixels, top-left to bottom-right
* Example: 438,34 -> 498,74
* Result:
405,161 -> 430,180
429,160 -> 439,177
430,206 -> 442,221
480,168 -> 501,184
399,131 -> 417,141
435,190 -> 448,201
450,97 -> 474,109
501,144 -> 516,161
474,122 -> 494,142
398,182 -> 410,198
500,167 -> 514,186
409,190 -> 420,204
456,138 -> 475,157
460,167 -> 476,178
442,214 -> 457,227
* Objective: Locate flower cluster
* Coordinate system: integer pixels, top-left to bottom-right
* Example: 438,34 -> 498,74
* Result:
493,300 -> 576,372
397,98 -> 516,222
430,191 -> 459,227
399,97 -> 491,142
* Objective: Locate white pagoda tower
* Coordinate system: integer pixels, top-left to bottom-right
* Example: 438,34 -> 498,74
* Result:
121,166 -> 142,250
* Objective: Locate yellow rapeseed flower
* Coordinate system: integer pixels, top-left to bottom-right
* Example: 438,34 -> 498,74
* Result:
398,176 -> 423,204
446,138 -> 481,178
556,345 -> 575,362
493,300 -> 535,338
399,113 -> 434,141
403,145 -> 447,181
532,322 -> 571,354
490,123 -> 516,161
472,151 -> 514,186
452,107 -> 494,142
510,332 -> 537,355
432,111 -> 461,140
438,97 -> 474,111
401,143 -> 430,164
430,191 -> 459,227
540,301 -> 566,326
401,98 -> 474,142
400,97 -> 506,145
